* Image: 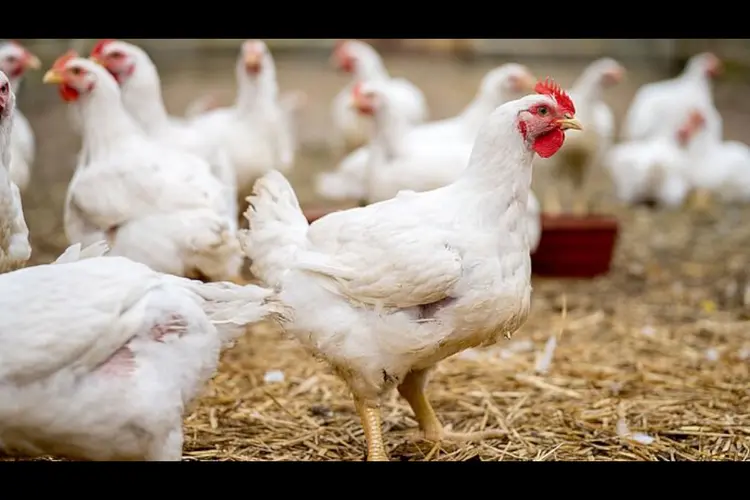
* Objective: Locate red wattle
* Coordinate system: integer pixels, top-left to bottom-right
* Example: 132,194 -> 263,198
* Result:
532,129 -> 565,158
59,84 -> 80,102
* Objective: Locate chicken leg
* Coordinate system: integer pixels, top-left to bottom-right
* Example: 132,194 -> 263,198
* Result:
353,397 -> 389,461
397,368 -> 505,444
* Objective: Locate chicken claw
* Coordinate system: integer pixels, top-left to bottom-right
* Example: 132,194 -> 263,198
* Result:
398,369 -> 506,446
353,397 -> 389,461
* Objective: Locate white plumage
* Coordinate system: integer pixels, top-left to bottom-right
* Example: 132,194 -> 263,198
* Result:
0,242 -> 287,461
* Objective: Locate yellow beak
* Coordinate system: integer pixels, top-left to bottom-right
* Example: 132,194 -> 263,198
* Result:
42,69 -> 63,84
557,117 -> 583,131
25,54 -> 41,70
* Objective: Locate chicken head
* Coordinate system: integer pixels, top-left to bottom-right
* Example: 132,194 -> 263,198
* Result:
331,40 -> 377,74
0,71 -> 14,118
480,63 -> 537,102
593,58 -> 626,87
89,39 -> 136,84
688,52 -> 723,79
240,40 -> 268,76
517,78 -> 583,158
349,81 -> 380,116
42,51 -> 100,102
0,41 -> 40,88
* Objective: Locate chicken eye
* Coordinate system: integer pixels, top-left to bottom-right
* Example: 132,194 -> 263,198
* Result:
537,106 -> 549,116
0,83 -> 7,93
70,67 -> 82,76
6,56 -> 16,63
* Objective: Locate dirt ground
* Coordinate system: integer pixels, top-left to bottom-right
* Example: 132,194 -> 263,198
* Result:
10,49 -> 750,461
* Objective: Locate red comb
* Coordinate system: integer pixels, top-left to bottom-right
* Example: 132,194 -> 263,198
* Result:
52,50 -> 79,71
91,39 -> 115,58
534,78 -> 575,115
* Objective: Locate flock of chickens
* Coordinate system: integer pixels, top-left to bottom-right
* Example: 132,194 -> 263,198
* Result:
0,39 -> 744,462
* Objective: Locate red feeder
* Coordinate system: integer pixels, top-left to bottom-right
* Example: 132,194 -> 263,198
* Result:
531,214 -> 619,278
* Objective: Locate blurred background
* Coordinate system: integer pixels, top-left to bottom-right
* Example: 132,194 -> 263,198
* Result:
16,39 -> 750,250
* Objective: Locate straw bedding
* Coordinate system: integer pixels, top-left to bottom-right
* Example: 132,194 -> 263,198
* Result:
10,199 -> 749,461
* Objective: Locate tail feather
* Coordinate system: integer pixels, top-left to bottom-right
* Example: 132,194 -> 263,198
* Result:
53,240 -> 110,265
174,276 -> 292,345
240,170 -> 310,287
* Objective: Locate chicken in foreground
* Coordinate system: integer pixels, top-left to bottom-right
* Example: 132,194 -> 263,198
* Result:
329,39 -> 428,156
187,40 -> 295,212
42,51 -> 244,283
605,109 -> 704,208
315,63 -> 536,203
0,40 -> 40,193
241,79 -> 582,461
0,70 -> 31,272
0,241 -> 288,461
90,39 -> 239,227
535,58 -> 625,215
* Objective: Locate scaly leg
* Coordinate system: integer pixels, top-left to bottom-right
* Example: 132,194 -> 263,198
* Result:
353,397 -> 389,461
398,369 -> 505,443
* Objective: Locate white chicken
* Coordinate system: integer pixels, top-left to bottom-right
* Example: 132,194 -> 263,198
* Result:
187,40 -> 295,208
604,110 -> 705,208
408,63 -> 537,146
329,39 -> 428,155
43,51 -> 244,283
0,240 -> 288,461
349,81 -> 475,203
89,39 -> 239,226
535,59 -> 625,214
315,63 -> 536,203
622,52 -> 723,157
683,111 -> 750,205
336,80 -> 542,251
241,80 -> 582,461
0,72 -> 31,272
0,41 -> 40,192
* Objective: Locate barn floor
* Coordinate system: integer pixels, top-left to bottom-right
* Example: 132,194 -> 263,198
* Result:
9,48 -> 750,461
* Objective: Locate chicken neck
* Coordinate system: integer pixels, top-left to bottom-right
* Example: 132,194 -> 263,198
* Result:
234,60 -> 279,115
77,81 -> 144,164
453,121 -> 536,225
570,65 -> 606,108
364,104 -> 412,196
120,56 -> 171,134
352,47 -> 389,82
456,90 -> 506,138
